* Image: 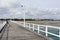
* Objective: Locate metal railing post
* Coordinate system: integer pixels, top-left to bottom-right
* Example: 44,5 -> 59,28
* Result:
38,25 -> 39,34
46,26 -> 48,37
29,24 -> 30,30
59,29 -> 60,38
33,24 -> 34,31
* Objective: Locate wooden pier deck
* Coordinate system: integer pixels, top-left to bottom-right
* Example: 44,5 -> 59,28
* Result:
1,22 -> 49,40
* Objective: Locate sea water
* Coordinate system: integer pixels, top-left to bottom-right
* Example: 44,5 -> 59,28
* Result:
28,25 -> 60,40
39,26 -> 60,40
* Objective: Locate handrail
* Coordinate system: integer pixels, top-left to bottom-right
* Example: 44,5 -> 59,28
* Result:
25,23 -> 60,36
25,22 -> 60,29
0,22 -> 6,33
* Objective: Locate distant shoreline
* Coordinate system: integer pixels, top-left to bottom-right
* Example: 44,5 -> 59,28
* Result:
0,19 -> 60,21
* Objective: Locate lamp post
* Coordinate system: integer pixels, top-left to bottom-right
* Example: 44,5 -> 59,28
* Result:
23,10 -> 27,27
24,11 -> 25,27
21,5 -> 26,27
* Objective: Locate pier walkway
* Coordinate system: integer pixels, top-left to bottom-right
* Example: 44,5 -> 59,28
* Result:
1,21 -> 49,40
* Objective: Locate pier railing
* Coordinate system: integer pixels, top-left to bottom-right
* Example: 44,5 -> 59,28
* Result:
12,21 -> 60,40
0,21 -> 9,40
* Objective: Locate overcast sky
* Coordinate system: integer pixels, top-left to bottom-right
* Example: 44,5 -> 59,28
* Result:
0,0 -> 60,19
0,0 -> 60,8
19,0 -> 60,8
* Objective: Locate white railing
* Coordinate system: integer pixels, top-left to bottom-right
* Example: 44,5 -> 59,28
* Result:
0,21 -> 6,31
25,23 -> 60,37
0,21 -> 7,40
11,21 -> 60,40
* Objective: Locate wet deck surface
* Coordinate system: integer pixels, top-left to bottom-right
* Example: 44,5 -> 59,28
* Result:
1,22 -> 48,40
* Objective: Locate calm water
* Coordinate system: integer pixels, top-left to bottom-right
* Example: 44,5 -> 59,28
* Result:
39,27 -> 59,40
48,27 -> 59,40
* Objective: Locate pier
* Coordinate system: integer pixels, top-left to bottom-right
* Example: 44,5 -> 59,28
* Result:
0,21 -> 49,40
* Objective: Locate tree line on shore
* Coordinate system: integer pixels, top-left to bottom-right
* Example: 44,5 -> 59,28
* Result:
0,19 -> 60,21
